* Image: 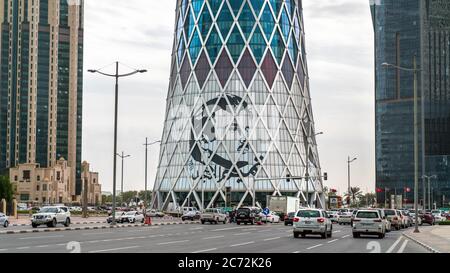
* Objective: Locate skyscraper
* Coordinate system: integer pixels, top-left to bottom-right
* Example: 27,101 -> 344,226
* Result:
153,0 -> 324,210
371,0 -> 450,208
0,0 -> 84,199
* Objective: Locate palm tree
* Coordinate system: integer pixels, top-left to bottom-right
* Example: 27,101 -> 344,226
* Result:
345,187 -> 363,207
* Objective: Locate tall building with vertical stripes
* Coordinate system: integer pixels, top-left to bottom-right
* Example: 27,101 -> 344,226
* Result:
153,0 -> 324,210
0,0 -> 84,200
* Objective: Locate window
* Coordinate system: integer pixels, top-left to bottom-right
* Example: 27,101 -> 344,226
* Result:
37,175 -> 40,181
37,185 -> 40,191
57,172 -> 61,181
20,194 -> 30,201
43,184 -> 47,191
15,176 -> 18,181
23,170 -> 31,180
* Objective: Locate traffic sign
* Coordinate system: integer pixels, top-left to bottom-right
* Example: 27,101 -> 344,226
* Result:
263,208 -> 270,215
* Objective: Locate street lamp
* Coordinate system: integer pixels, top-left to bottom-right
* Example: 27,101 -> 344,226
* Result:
143,138 -> 161,212
423,175 -> 437,210
88,62 -> 147,225
117,152 -> 131,206
347,156 -> 357,207
382,55 -> 421,233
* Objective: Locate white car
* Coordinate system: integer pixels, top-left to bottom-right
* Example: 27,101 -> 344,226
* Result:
293,209 -> 333,239
0,213 -> 9,228
260,212 -> 281,223
431,210 -> 445,222
31,206 -> 71,228
409,213 -> 422,225
119,211 -> 144,223
352,210 -> 386,239
337,212 -> 352,225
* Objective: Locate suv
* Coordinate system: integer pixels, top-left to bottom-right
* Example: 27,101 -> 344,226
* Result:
236,207 -> 261,225
201,208 -> 227,224
293,209 -> 333,239
31,206 -> 71,228
352,210 -> 386,239
384,209 -> 402,230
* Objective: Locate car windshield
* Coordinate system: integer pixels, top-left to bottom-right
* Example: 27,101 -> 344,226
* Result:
39,208 -> 58,213
356,211 -> 379,218
297,210 -> 321,218
237,209 -> 250,214
384,210 -> 395,216
204,209 -> 216,213
431,211 -> 440,214
126,212 -> 136,215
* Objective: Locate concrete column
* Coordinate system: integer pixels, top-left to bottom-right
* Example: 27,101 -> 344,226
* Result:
1,199 -> 6,214
12,199 -> 17,218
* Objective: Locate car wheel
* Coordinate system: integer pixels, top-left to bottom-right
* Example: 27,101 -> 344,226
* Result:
52,218 -> 57,228
237,221 -> 241,225
301,233 -> 306,238
353,233 -> 359,238
223,220 -> 226,224
201,220 -> 205,225
294,232 -> 299,238
64,218 -> 71,227
328,227 -> 332,238
285,222 -> 288,226
321,228 -> 327,239
4,221 -> 8,228
378,233 -> 384,239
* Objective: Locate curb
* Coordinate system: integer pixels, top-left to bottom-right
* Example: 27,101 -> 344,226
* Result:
402,232 -> 441,253
0,221 -> 200,235
11,221 -> 106,227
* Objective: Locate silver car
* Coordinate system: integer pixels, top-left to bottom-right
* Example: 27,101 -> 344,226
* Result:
352,210 -> 386,239
0,213 -> 9,228
293,209 -> 333,239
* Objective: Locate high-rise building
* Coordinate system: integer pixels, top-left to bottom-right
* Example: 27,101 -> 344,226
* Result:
153,0 -> 324,210
0,0 -> 84,200
371,0 -> 450,208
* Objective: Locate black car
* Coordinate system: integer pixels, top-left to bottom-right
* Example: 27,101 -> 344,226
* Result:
236,207 -> 261,225
284,212 -> 296,226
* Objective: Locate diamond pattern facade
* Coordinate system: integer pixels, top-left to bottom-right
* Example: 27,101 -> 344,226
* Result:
153,0 -> 324,211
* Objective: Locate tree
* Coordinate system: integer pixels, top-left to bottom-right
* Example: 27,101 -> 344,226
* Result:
345,187 -> 363,207
359,192 -> 377,208
0,176 -> 13,202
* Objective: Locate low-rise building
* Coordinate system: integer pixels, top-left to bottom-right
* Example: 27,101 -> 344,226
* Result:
81,161 -> 102,206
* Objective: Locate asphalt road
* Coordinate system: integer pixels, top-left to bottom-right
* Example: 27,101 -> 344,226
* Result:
0,222 -> 430,253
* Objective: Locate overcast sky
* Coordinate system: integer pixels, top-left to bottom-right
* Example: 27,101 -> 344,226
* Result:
82,0 -> 375,195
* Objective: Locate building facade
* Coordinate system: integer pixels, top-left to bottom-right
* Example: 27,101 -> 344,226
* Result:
371,0 -> 450,208
0,0 -> 84,200
81,161 -> 102,206
153,0 -> 324,210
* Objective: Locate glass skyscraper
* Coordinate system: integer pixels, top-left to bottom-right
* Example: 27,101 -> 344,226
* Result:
153,0 -> 324,210
371,0 -> 450,208
0,0 -> 84,198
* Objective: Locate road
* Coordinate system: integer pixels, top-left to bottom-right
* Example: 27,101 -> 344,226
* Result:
0,222 -> 430,253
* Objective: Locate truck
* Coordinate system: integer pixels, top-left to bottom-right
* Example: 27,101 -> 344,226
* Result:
268,196 -> 300,219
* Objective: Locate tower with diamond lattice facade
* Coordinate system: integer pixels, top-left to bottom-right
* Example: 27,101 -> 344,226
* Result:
153,0 -> 324,211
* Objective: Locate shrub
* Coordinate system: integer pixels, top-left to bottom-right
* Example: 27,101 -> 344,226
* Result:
438,221 -> 450,225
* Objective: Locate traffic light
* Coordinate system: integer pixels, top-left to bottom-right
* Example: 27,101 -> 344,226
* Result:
286,174 -> 291,183
323,172 -> 328,181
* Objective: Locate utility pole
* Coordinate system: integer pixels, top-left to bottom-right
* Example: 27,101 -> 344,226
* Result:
143,139 -> 161,212
347,156 -> 357,207
117,152 -> 131,206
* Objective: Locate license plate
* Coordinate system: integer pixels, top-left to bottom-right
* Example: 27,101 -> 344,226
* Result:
362,223 -> 372,226
304,221 -> 311,224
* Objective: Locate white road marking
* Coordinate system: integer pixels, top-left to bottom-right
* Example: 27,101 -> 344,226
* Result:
190,227 -> 204,230
397,239 -> 409,253
230,241 -> 255,247
341,235 -> 350,238
327,239 -> 339,244
89,246 -> 140,253
86,241 -> 100,244
306,244 -> 323,250
192,248 -> 218,253
82,232 -> 113,236
386,236 -> 403,253
233,232 -> 250,236
333,230 -> 342,233
157,240 -> 189,245
257,230 -> 271,233
0,249 -> 7,251
213,227 -> 247,232
292,251 -> 301,253
203,235 -> 225,240
36,245 -> 49,248
263,237 -> 281,241
19,235 -> 64,240
56,243 -> 65,246
16,246 -> 30,250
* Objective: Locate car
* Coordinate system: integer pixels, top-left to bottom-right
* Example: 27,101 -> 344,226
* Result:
352,210 -> 386,239
181,210 -> 201,221
260,212 -> 281,223
293,209 -> 333,239
337,212 -> 352,225
236,207 -> 261,225
370,208 -> 391,232
431,210 -> 445,222
107,211 -> 126,223
420,213 -> 435,225
284,212 -> 296,226
69,206 -> 82,212
400,210 -> 412,227
384,209 -> 402,230
31,206 -> 71,228
146,209 -> 165,217
350,209 -> 359,226
326,211 -> 339,223
409,212 -> 423,226
119,211 -> 144,223
201,208 -> 227,224
0,213 -> 9,228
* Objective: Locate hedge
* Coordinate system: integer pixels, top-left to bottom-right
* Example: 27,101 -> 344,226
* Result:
438,221 -> 450,225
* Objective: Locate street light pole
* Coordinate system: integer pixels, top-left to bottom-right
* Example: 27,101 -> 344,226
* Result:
382,56 -> 421,233
347,156 -> 357,207
88,62 -> 147,225
117,152 -> 131,206
143,138 -> 161,212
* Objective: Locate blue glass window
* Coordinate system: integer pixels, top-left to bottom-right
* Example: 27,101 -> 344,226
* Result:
280,6 -> 290,43
288,33 -> 298,66
182,0 -> 189,18
250,0 -> 265,18
238,2 -> 256,40
177,38 -> 186,65
271,28 -> 285,65
261,4 -> 275,41
198,6 -> 213,41
192,0 -> 204,19
229,0 -> 244,17
184,7 -> 195,43
208,0 -> 223,17
269,0 -> 283,19
227,26 -> 245,64
249,26 -> 266,64
206,26 -> 222,64
217,3 -> 234,40
189,30 -> 202,64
